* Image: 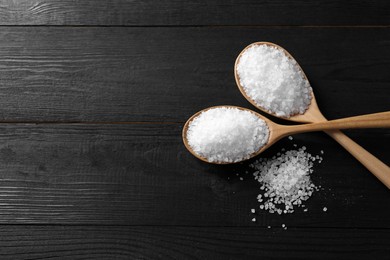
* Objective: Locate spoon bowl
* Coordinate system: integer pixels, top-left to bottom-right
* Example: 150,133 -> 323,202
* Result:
234,41 -> 324,123
182,105 -> 271,164
183,105 -> 390,164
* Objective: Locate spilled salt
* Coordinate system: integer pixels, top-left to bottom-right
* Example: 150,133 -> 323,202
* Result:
250,147 -> 322,214
187,107 -> 269,163
236,44 -> 312,118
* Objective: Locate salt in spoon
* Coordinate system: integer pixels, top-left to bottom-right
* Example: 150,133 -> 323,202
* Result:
234,42 -> 390,189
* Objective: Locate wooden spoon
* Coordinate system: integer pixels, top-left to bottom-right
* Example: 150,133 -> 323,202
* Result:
182,106 -> 390,167
234,42 -> 390,189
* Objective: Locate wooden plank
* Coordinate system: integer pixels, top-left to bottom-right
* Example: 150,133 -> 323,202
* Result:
0,0 -> 389,26
0,27 -> 388,122
0,225 -> 389,259
0,123 -> 388,227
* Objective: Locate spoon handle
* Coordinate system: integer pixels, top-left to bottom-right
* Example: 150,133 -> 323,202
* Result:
287,111 -> 390,133
278,111 -> 390,188
325,130 -> 390,189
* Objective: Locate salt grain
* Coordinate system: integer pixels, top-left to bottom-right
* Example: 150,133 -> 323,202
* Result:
251,147 -> 322,214
237,44 -> 312,118
323,207 -> 327,212
187,107 -> 269,163
252,218 -> 256,222
251,209 -> 255,213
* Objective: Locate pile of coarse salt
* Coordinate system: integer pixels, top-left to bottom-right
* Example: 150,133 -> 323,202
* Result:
186,107 -> 269,163
250,146 -> 322,214
236,44 -> 312,118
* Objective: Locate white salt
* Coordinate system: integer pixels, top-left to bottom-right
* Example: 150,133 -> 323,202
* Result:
323,207 -> 327,212
187,107 -> 269,163
237,44 -> 312,118
252,218 -> 256,222
251,209 -> 255,213
250,147 -> 322,214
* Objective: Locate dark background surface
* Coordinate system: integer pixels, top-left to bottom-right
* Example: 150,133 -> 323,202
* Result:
0,1 -> 389,259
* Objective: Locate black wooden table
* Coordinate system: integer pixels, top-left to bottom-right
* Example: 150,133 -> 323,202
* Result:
0,1 -> 389,259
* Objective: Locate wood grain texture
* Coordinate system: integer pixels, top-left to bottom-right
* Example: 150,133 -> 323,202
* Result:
0,27 -> 388,122
0,225 -> 389,259
0,0 -> 389,26
0,1 -> 389,259
0,123 -> 388,227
